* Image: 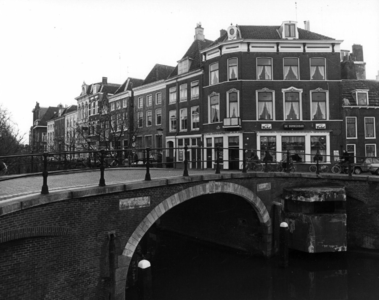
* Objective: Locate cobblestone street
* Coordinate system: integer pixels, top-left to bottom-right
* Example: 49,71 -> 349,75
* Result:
0,168 -> 217,200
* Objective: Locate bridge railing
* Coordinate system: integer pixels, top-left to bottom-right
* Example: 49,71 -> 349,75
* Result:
1,147 -> 377,195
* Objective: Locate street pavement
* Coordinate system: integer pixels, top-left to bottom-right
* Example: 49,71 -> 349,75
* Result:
0,168 -> 218,201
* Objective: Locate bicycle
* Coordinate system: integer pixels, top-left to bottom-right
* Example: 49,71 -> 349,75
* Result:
309,164 -> 329,173
242,159 -> 263,172
331,162 -> 353,174
277,160 -> 296,172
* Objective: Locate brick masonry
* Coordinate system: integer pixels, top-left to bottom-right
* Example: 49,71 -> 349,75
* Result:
0,172 -> 379,299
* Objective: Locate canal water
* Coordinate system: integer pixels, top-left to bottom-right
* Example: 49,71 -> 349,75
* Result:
126,231 -> 379,300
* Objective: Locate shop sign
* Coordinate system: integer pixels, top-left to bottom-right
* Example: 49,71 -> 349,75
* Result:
283,124 -> 304,130
315,123 -> 326,130
261,124 -> 272,130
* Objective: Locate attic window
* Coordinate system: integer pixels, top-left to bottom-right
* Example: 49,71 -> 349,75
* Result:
178,58 -> 192,75
354,89 -> 369,105
285,24 -> 296,38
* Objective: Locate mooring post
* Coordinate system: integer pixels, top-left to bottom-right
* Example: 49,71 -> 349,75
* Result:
99,150 -> 106,186
279,222 -> 289,268
137,260 -> 153,300
183,144 -> 189,176
145,147 -> 151,181
215,146 -> 221,174
242,149 -> 247,173
41,152 -> 49,195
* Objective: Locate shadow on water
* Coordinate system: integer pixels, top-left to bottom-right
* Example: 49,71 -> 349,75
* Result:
125,230 -> 379,300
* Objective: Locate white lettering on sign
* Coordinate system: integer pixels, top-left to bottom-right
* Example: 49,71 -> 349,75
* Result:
120,197 -> 150,210
257,182 -> 271,192
261,124 -> 272,130
315,123 -> 326,130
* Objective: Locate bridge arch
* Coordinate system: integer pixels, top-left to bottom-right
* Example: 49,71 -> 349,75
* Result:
117,181 -> 272,297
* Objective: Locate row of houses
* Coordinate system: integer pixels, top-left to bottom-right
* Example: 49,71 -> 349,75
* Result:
29,21 -> 379,170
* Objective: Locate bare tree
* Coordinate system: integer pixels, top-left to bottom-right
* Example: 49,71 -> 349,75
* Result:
0,105 -> 24,156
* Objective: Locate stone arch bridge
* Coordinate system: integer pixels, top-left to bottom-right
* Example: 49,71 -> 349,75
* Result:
0,172 -> 379,300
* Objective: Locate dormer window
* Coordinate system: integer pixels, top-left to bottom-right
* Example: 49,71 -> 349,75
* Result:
280,21 -> 298,39
227,25 -> 239,40
354,89 -> 369,105
178,58 -> 192,75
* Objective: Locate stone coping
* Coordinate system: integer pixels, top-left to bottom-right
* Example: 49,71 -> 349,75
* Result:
1,172 -> 378,217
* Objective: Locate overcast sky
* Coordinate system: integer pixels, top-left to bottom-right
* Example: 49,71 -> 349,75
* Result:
1,0 -> 378,141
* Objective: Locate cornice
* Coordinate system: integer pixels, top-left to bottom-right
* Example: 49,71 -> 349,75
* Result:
165,69 -> 203,84
133,80 -> 166,96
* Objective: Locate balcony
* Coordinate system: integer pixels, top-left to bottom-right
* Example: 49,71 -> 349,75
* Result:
223,117 -> 241,128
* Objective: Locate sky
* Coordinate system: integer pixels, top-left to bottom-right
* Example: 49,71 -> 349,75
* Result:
1,0 -> 378,142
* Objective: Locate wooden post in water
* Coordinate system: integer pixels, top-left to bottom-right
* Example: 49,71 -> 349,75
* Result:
279,222 -> 289,268
138,259 -> 152,300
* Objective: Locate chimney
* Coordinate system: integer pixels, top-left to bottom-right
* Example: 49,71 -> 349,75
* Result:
102,77 -> 107,84
304,20 -> 310,31
220,29 -> 227,37
194,23 -> 205,41
352,44 -> 366,80
352,44 -> 364,62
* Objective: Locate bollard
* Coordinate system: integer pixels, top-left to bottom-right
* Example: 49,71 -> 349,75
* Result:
242,149 -> 247,173
41,153 -> 49,194
145,148 -> 151,181
215,147 -> 221,174
279,222 -> 289,268
99,150 -> 106,186
137,259 -> 153,300
183,144 -> 189,176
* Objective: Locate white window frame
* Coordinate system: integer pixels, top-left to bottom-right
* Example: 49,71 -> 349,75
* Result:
310,57 -> 326,80
122,99 -> 127,108
283,57 -> 299,80
191,106 -> 200,130
282,87 -> 303,121
110,102 -> 115,112
365,144 -> 377,157
155,92 -> 162,105
346,144 -> 356,163
169,87 -> 177,104
355,89 -> 369,106
191,81 -> 199,100
284,23 -> 296,38
228,57 -> 238,81
138,97 -> 143,109
346,117 -> 357,139
180,108 -> 188,131
138,112 -> 143,128
256,57 -> 273,80
364,117 -> 376,139
155,109 -> 162,126
169,110 -> 177,132
310,88 -> 329,121
208,92 -> 221,124
146,110 -> 152,127
210,62 -> 219,85
256,88 -> 275,121
180,84 -> 187,102
226,88 -> 240,118
146,94 -> 152,107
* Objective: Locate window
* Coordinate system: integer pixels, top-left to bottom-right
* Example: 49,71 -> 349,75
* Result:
214,137 -> 223,163
146,111 -> 152,127
138,97 -> 143,108
155,109 -> 162,125
146,95 -> 152,107
366,144 -> 376,157
145,136 -> 152,148
111,102 -> 115,111
284,24 -> 296,38
257,91 -> 274,120
180,108 -> 187,131
138,112 -> 143,128
155,93 -> 162,105
227,90 -> 239,118
210,62 -> 219,85
116,101 -> 121,110
346,144 -> 356,162
228,58 -> 238,80
283,58 -> 299,80
122,99 -> 127,108
355,90 -> 369,105
180,84 -> 187,102
191,81 -> 199,99
260,136 -> 276,157
209,94 -> 220,123
169,110 -> 177,132
89,103 -> 92,116
178,58 -> 191,75
191,106 -> 199,130
284,89 -> 302,120
346,117 -> 357,139
94,101 -> 98,114
282,136 -> 305,162
169,87 -> 177,104
311,91 -> 327,120
364,117 -> 375,138
311,136 -> 326,160
257,58 -> 272,80
310,58 -> 326,80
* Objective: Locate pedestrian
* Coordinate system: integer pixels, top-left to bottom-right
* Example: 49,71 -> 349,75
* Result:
0,161 -> 8,176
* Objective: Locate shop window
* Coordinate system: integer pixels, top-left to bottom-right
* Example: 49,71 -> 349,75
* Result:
260,136 -> 276,157
311,91 -> 327,120
282,136 -> 305,162
311,136 -> 327,161
310,58 -> 326,80
257,58 -> 272,80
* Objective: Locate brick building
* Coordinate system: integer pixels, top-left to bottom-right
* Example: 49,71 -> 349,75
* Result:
199,21 -> 344,169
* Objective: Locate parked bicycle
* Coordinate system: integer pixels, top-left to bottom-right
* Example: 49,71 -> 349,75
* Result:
331,161 -> 353,174
309,164 -> 329,173
243,158 -> 263,172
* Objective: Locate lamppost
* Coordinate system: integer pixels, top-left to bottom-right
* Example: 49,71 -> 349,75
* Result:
156,128 -> 163,167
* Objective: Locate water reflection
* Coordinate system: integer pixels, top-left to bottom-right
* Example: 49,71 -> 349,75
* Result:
126,231 -> 379,300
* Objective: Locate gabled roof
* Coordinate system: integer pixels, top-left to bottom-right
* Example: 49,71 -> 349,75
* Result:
114,77 -> 144,95
208,25 -> 334,48
144,64 -> 175,84
341,80 -> 379,106
77,81 -> 121,98
40,107 -> 59,125
168,39 -> 213,78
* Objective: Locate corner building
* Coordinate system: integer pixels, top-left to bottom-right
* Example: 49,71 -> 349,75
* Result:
200,22 -> 343,169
